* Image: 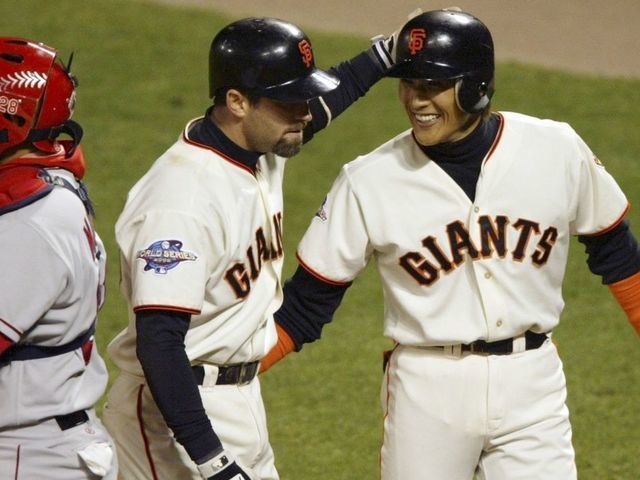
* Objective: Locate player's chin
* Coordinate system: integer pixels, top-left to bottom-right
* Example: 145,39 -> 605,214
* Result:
272,135 -> 303,158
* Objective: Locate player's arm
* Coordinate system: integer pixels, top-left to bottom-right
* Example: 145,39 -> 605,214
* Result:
578,219 -> 640,334
260,261 -> 352,372
135,309 -> 250,479
304,9 -> 420,138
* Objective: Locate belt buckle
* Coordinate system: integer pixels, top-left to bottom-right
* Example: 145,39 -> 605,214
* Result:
237,364 -> 249,386
237,362 -> 257,386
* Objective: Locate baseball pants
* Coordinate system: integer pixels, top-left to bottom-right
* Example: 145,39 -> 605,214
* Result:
103,371 -> 278,480
0,409 -> 117,479
381,340 -> 577,480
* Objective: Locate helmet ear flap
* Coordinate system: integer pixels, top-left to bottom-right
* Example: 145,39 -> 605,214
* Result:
454,77 -> 493,114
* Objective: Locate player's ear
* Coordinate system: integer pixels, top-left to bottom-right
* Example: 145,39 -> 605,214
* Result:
225,89 -> 250,118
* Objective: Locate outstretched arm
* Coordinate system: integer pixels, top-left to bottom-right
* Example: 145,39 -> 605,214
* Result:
305,9 -> 423,138
260,264 -> 351,372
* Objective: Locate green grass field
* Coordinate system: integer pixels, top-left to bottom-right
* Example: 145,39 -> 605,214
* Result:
3,1 -> 639,478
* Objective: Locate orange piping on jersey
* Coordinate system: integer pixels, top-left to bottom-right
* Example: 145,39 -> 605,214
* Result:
133,305 -> 201,315
608,270 -> 640,335
182,120 -> 256,176
590,203 -> 631,236
296,253 -> 352,286
137,385 -> 160,480
481,112 -> 505,166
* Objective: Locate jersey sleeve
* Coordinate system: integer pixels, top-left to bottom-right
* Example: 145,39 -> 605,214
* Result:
0,222 -> 68,341
297,166 -> 372,283
570,133 -> 628,235
121,209 -> 221,314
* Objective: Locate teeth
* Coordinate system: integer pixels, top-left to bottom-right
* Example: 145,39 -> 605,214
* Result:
415,113 -> 438,122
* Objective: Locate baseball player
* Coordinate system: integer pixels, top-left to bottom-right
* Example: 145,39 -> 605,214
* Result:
102,15 -> 409,480
0,38 -> 116,478
260,9 -> 640,480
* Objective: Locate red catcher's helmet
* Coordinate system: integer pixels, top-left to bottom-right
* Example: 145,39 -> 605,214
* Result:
0,37 -> 82,156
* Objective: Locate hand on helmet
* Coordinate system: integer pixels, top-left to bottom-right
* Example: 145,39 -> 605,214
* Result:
370,8 -> 424,69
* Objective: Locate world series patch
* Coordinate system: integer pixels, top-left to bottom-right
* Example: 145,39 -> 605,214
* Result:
136,239 -> 197,274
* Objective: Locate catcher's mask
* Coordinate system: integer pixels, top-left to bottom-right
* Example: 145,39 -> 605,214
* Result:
209,17 -> 340,103
0,37 -> 82,157
387,10 -> 495,114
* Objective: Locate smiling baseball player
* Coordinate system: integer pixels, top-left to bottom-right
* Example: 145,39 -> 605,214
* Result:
260,10 -> 640,479
0,37 -> 116,479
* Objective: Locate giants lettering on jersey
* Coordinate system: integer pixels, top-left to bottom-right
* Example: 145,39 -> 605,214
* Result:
399,214 -> 558,286
224,212 -> 283,298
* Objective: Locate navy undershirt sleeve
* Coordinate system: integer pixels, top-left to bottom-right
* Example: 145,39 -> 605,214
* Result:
305,50 -> 385,141
275,266 -> 351,350
578,220 -> 640,284
136,309 -> 222,463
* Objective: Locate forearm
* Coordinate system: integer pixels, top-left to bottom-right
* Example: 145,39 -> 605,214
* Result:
136,310 -> 222,463
307,48 -> 387,136
608,271 -> 640,335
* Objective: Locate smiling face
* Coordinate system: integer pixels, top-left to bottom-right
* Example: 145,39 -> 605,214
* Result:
398,79 -> 481,146
242,97 -> 312,157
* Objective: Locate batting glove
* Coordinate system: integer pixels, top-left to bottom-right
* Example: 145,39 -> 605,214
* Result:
197,449 -> 252,480
370,8 -> 423,69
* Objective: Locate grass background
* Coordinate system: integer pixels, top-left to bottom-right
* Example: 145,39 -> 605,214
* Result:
3,0 -> 639,478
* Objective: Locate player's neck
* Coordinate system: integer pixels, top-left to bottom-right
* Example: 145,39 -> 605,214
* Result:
210,106 -> 252,152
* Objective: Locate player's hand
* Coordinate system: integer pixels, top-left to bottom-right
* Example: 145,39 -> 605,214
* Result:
198,449 -> 252,480
205,461 -> 251,480
371,8 -> 423,67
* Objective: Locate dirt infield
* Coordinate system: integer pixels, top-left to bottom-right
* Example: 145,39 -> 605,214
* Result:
151,0 -> 640,78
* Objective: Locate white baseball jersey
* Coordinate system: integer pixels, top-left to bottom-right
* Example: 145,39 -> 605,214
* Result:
108,118 -> 285,375
297,111 -> 628,346
0,167 -> 108,428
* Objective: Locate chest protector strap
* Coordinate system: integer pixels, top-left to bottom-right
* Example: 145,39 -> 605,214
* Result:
0,323 -> 95,365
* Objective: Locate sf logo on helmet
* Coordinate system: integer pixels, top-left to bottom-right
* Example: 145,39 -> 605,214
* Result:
298,39 -> 313,67
409,28 -> 427,55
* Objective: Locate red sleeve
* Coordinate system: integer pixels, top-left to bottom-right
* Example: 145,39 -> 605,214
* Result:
0,332 -> 14,356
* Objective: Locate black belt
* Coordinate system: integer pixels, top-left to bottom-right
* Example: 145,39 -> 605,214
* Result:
192,361 -> 259,386
55,410 -> 89,430
461,331 -> 548,355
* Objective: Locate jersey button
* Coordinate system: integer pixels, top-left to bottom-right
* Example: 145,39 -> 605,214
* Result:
484,272 -> 492,279
473,206 -> 480,213
496,319 -> 503,327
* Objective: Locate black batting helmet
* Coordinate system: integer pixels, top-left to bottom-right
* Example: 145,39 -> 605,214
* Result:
209,17 -> 339,103
387,10 -> 495,114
